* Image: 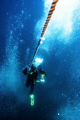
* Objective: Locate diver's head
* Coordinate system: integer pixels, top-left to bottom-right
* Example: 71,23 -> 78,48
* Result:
33,58 -> 43,67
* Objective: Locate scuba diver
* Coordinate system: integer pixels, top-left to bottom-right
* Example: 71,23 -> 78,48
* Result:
22,58 -> 46,95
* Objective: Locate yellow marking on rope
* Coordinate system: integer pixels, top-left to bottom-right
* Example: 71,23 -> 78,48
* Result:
41,0 -> 59,37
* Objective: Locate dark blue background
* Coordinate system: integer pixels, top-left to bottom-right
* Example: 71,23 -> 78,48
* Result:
0,0 -> 80,120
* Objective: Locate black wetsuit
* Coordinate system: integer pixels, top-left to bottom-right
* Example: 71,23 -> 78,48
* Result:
23,65 -> 46,94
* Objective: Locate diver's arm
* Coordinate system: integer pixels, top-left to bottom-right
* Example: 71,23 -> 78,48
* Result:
22,67 -> 28,75
39,67 -> 46,76
22,62 -> 32,75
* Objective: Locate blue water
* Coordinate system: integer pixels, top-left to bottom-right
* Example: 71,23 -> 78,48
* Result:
0,0 -> 80,120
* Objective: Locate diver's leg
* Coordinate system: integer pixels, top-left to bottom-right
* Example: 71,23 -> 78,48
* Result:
29,80 -> 34,94
26,78 -> 30,87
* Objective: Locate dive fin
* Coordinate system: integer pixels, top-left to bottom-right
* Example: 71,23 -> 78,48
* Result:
30,94 -> 34,106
